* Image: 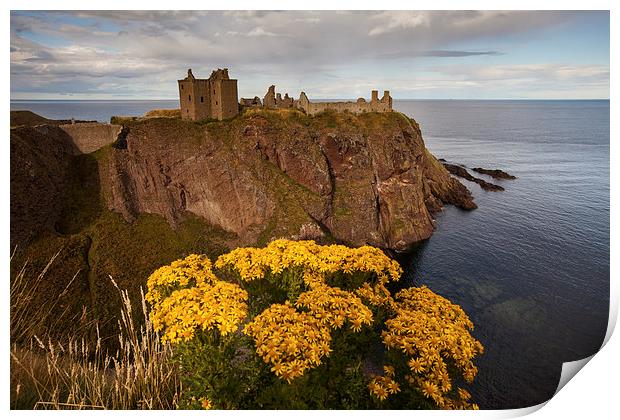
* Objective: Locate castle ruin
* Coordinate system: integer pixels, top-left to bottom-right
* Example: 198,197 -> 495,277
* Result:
261,85 -> 392,115
239,96 -> 262,108
178,69 -> 239,121
179,68 -> 392,119
263,85 -> 296,109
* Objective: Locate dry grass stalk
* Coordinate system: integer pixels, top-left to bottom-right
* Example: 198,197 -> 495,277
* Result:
10,256 -> 181,410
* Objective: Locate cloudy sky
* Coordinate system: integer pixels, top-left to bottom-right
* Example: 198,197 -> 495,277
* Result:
10,10 -> 610,100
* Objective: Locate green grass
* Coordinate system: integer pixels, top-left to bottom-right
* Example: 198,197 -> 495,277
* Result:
256,216 -> 278,247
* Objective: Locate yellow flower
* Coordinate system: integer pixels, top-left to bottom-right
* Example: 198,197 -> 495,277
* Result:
368,375 -> 401,401
374,386 -> 388,401
408,358 -> 426,374
296,284 -> 373,332
216,239 -> 402,286
200,397 -> 212,410
150,280 -> 248,343
420,380 -> 440,400
457,387 -> 471,401
380,285 -> 483,408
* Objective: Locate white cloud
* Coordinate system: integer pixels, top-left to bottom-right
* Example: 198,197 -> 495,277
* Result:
369,11 -> 429,36
9,10 -> 609,99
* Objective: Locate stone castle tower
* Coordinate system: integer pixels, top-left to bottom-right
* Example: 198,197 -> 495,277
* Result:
178,68 -> 239,121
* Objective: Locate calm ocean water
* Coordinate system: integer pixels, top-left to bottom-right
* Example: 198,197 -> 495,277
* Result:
10,99 -> 610,409
395,100 -> 609,409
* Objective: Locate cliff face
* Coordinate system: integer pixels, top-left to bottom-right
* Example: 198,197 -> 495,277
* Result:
103,109 -> 475,251
10,125 -> 78,247
10,109 -> 475,343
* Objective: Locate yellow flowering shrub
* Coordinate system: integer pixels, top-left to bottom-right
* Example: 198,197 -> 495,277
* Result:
368,370 -> 401,401
379,286 -> 484,409
215,239 -> 402,285
146,254 -> 218,305
149,281 -> 248,343
295,284 -> 373,332
146,253 -> 248,344
243,303 -> 332,383
146,240 -> 483,410
355,281 -> 396,309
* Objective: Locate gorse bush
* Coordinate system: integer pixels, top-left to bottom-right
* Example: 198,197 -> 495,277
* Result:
146,239 -> 484,409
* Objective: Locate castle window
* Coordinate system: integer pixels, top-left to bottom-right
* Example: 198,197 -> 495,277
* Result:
201,96 -> 204,103
181,85 -> 183,90
189,95 -> 191,102
216,101 -> 218,105
213,89 -> 216,94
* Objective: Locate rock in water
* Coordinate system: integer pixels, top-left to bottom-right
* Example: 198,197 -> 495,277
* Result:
442,163 -> 505,192
472,167 -> 516,180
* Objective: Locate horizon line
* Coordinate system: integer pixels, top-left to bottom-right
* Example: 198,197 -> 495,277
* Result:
11,98 -> 611,102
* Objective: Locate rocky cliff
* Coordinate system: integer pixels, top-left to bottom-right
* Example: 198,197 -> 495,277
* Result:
103,109 -> 475,251
10,125 -> 79,247
10,109 -> 475,341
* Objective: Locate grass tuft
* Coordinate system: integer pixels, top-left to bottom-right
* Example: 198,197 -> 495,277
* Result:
10,256 -> 181,410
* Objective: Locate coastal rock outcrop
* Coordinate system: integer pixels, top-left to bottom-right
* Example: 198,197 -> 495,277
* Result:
102,110 -> 475,251
442,162 -> 505,192
472,167 -> 516,180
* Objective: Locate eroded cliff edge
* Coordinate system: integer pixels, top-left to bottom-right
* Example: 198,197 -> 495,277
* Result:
10,109 -> 475,342
104,109 -> 475,251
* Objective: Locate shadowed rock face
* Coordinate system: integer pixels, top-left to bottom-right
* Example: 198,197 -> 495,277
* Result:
10,125 -> 79,248
102,110 -> 475,251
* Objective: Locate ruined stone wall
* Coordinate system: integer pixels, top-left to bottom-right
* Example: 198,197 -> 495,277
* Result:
240,97 -> 262,107
264,85 -> 277,108
264,85 -> 297,110
194,80 -> 213,120
59,122 -> 123,154
219,80 -> 239,119
297,90 -> 393,116
276,93 -> 294,108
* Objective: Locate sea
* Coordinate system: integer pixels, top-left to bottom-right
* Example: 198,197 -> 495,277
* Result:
10,99 -> 610,409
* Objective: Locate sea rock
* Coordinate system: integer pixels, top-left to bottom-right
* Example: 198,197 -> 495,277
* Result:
472,167 -> 516,180
442,163 -> 505,192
